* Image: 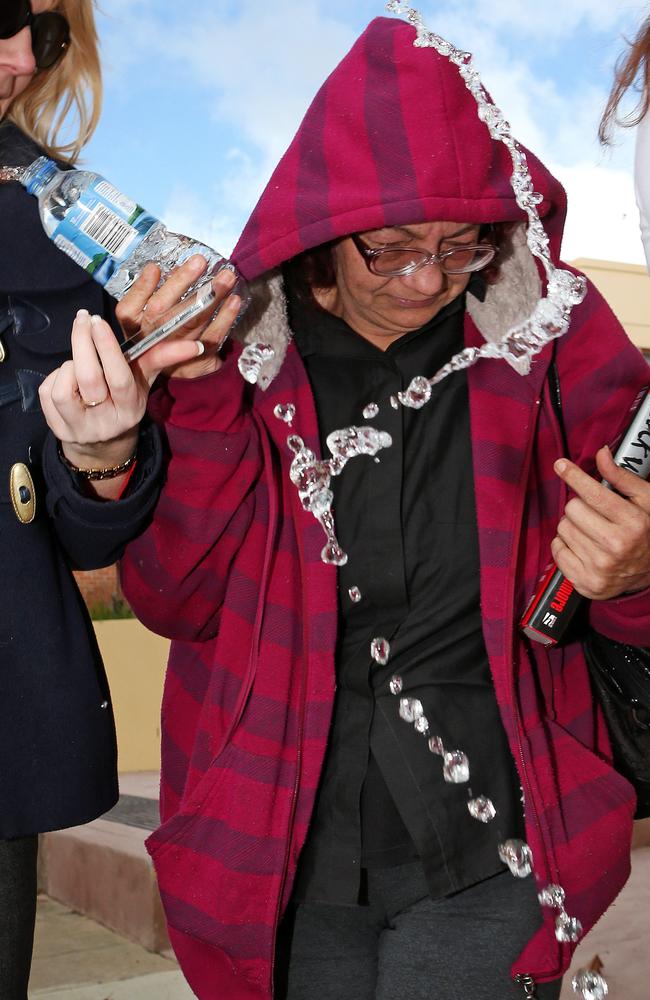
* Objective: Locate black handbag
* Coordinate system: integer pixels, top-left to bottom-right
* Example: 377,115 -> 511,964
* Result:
583,631 -> 650,818
548,356 -> 650,819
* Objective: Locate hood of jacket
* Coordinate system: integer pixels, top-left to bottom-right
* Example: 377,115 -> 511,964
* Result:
232,16 -> 567,281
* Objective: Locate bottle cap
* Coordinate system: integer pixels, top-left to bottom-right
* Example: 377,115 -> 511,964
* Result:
22,156 -> 58,196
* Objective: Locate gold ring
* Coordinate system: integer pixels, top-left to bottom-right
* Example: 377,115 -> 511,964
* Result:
82,397 -> 107,408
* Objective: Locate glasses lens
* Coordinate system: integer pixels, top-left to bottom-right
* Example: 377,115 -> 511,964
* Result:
370,248 -> 429,276
31,12 -> 70,70
0,0 -> 31,39
442,246 -> 496,274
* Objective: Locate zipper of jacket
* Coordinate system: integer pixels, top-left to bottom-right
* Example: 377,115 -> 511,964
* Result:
506,392 -> 563,993
514,973 -> 538,997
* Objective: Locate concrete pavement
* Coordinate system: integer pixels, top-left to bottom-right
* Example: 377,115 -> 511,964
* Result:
29,896 -> 194,1000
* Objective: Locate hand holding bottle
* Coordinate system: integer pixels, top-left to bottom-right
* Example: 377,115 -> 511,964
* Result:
38,258 -> 241,498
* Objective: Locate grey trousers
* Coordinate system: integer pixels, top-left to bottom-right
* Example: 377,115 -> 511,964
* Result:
0,836 -> 38,1000
275,863 -> 563,1000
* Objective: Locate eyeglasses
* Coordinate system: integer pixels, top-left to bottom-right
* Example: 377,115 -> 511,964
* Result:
0,1 -> 70,71
351,232 -> 497,277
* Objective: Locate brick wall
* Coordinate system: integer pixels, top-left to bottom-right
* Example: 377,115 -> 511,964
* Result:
73,564 -> 123,613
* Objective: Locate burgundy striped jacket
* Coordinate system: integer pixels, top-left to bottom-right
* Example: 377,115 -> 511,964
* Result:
121,16 -> 650,999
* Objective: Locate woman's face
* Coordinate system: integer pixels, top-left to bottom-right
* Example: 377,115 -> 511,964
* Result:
0,0 -> 56,118
320,220 -> 481,350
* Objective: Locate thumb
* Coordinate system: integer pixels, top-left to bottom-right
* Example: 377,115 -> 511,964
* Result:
138,338 -> 205,385
595,444 -> 649,503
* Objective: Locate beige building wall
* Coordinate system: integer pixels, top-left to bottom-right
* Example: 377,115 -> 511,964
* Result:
571,258 -> 650,355
94,620 -> 170,773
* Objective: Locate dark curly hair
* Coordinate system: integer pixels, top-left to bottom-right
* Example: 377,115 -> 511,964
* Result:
283,221 -> 518,308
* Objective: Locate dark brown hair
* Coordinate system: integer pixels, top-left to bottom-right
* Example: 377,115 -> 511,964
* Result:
283,222 -> 517,308
599,16 -> 650,145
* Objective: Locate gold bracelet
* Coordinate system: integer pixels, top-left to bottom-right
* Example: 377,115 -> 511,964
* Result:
58,444 -> 138,481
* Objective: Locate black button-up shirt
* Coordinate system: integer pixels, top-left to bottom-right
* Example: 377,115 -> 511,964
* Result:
287,279 -> 524,904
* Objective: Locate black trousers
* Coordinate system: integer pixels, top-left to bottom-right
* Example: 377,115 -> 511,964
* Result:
0,836 -> 38,1000
276,862 -> 563,1000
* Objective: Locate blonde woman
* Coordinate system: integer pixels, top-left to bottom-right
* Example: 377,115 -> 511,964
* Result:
600,15 -> 650,270
0,3 -> 206,995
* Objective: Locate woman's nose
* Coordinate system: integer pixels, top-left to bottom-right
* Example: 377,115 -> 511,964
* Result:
2,27 -> 37,78
399,260 -> 447,297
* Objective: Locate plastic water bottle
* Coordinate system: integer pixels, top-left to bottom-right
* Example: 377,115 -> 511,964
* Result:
18,156 -> 247,360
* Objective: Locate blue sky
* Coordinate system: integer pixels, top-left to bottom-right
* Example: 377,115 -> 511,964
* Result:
84,0 -> 648,265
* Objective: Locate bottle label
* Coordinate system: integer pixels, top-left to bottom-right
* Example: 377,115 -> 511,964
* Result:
49,177 -> 158,286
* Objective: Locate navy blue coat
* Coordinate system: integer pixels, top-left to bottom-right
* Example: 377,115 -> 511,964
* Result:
0,122 -> 164,838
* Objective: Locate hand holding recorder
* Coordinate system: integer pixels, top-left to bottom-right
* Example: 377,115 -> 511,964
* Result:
521,389 -> 650,645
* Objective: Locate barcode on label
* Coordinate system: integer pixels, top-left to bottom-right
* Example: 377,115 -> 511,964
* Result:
80,204 -> 137,257
54,234 -> 92,270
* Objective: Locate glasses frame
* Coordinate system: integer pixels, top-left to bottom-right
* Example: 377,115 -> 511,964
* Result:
350,232 -> 498,277
0,1 -> 70,71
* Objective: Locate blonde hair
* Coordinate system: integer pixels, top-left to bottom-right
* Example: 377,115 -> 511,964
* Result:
599,16 -> 650,145
7,0 -> 102,164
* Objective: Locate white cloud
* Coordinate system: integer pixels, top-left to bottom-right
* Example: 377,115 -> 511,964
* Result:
420,0 -> 644,41
162,185 -> 240,258
553,161 -> 645,265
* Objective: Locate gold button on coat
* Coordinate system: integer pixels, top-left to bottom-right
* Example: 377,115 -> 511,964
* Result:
10,463 -> 36,524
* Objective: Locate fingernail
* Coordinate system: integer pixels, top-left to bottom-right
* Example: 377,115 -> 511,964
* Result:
554,459 -> 567,474
603,444 -> 611,456
91,314 -> 102,326
195,340 -> 205,356
76,308 -> 89,320
219,268 -> 236,286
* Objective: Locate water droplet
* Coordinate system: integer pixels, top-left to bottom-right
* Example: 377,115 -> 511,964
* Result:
321,541 -> 348,566
467,796 -> 496,823
238,343 -> 275,384
389,676 -> 403,696
571,969 -> 608,1000
399,698 -> 424,724
428,735 -> 444,756
498,839 -> 533,878
348,586 -> 362,603
371,637 -> 390,665
362,403 -> 379,419
555,912 -> 583,944
274,403 -> 296,424
443,751 -> 470,784
414,716 -> 430,735
538,884 -> 565,909
398,375 -> 432,410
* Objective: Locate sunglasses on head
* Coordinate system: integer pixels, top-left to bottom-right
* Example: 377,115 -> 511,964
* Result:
0,1 -> 70,70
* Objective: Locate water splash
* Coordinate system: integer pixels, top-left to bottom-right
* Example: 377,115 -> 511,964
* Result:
238,343 -> 275,384
287,426 -> 393,565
